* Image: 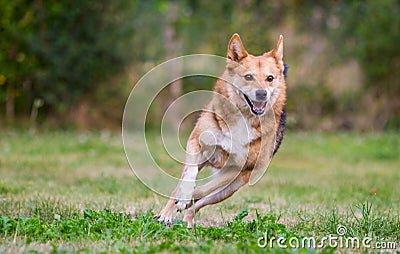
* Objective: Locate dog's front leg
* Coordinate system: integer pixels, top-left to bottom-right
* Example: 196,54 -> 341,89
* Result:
157,140 -> 201,224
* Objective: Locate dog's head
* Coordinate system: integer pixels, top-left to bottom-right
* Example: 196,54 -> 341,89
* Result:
226,33 -> 285,116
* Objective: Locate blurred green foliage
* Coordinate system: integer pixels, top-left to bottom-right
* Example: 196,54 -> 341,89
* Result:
0,0 -> 135,118
0,0 -> 399,131
334,0 -> 400,88
332,0 -> 400,130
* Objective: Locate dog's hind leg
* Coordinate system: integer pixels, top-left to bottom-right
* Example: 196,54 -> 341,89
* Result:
191,168 -> 240,201
183,170 -> 251,228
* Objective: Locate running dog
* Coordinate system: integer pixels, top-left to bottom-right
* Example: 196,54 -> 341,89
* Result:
157,33 -> 287,228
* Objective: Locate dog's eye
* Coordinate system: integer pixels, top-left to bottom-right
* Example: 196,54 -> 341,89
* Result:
266,75 -> 274,82
244,74 -> 254,81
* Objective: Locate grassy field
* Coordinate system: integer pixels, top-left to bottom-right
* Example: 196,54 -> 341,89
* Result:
0,130 -> 399,253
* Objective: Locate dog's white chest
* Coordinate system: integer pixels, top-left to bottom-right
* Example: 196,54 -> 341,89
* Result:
218,116 -> 257,163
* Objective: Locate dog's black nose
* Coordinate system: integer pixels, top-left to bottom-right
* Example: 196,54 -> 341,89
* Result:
255,89 -> 268,101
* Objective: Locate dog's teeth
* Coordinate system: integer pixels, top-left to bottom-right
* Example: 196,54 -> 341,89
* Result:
253,101 -> 266,109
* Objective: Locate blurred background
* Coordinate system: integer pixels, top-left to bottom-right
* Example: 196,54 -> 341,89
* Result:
1,0 -> 399,132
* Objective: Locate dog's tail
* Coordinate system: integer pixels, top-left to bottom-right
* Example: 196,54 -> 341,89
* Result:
272,62 -> 288,156
283,63 -> 289,79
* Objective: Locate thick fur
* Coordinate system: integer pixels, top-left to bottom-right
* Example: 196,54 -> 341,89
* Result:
157,34 -> 287,227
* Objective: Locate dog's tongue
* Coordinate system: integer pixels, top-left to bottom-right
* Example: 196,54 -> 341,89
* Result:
253,101 -> 266,110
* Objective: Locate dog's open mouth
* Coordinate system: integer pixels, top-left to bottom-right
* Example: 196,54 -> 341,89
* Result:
241,93 -> 267,116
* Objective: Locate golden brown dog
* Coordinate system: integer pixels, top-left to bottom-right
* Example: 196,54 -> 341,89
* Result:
157,33 -> 287,227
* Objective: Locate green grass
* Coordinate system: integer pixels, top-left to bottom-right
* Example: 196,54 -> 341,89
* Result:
0,130 -> 399,253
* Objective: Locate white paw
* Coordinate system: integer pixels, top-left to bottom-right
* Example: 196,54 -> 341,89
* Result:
174,180 -> 196,211
157,210 -> 174,225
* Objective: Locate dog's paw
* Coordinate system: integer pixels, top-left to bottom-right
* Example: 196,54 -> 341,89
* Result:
156,202 -> 177,225
174,199 -> 189,212
183,208 -> 195,228
156,210 -> 173,226
174,181 -> 196,212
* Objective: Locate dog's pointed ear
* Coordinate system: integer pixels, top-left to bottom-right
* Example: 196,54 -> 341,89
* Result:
271,35 -> 283,62
227,33 -> 248,62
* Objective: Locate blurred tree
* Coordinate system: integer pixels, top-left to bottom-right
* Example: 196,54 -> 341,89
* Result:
33,0 -> 136,117
332,0 -> 400,130
0,0 -> 38,121
0,0 -> 136,122
1,0 -> 398,131
289,0 -> 400,130
162,1 -> 182,125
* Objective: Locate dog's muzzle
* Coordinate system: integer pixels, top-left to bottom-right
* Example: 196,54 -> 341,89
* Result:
240,90 -> 268,116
